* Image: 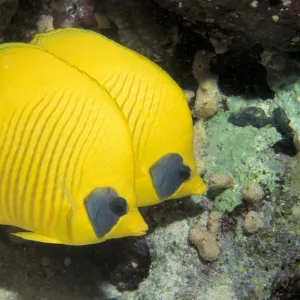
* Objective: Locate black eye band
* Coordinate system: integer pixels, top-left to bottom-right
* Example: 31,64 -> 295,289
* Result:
84,188 -> 128,238
150,153 -> 191,200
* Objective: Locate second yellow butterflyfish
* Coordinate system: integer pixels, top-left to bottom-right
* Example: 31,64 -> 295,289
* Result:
30,28 -> 207,207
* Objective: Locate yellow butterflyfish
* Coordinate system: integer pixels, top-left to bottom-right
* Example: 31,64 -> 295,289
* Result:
0,43 -> 147,245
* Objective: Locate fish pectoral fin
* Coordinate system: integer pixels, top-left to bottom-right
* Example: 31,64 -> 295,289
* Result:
135,159 -> 147,180
11,232 -> 63,244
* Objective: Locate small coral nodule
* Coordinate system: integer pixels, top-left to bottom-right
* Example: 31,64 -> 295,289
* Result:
189,224 -> 219,262
193,121 -> 207,175
294,132 -> 300,153
193,79 -> 220,119
291,203 -> 300,222
192,50 -> 220,119
183,89 -> 195,103
243,211 -> 264,234
209,173 -> 235,191
208,211 -> 223,237
36,15 -> 54,33
242,182 -> 265,204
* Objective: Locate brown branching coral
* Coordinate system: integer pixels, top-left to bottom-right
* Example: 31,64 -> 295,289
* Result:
189,223 -> 219,262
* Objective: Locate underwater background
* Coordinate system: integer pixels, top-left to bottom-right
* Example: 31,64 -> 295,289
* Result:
0,0 -> 299,299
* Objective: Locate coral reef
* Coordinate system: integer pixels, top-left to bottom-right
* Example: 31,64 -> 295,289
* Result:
243,211 -> 264,234
36,14 -> 54,33
155,0 -> 300,52
294,132 -> 300,152
242,182 -> 265,205
207,211 -> 223,237
0,0 -> 299,299
210,47 -> 275,99
208,173 -> 235,200
209,173 -> 235,191
189,223 -> 219,262
228,106 -> 273,128
192,50 -> 220,119
52,0 -> 96,29
214,188 -> 242,213
193,120 -> 207,176
270,255 -> 300,300
0,0 -> 18,39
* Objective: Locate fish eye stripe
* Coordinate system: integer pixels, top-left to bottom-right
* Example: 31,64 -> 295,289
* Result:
84,187 -> 127,238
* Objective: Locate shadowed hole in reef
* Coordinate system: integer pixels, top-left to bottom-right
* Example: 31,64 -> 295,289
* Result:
272,138 -> 297,157
210,44 -> 274,99
0,227 -> 151,293
0,199 -> 203,295
271,107 -> 298,157
269,0 -> 281,6
3,0 -> 43,42
170,23 -> 214,90
270,256 -> 300,300
161,22 -> 215,114
140,196 -> 205,235
228,106 -> 297,157
88,237 -> 151,291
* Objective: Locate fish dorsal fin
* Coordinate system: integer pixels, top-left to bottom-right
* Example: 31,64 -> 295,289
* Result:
11,232 -> 63,244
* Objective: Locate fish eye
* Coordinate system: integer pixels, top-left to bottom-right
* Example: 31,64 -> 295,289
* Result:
179,167 -> 191,182
109,197 -> 128,216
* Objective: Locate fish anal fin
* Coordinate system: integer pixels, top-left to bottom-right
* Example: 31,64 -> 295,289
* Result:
11,232 -> 63,244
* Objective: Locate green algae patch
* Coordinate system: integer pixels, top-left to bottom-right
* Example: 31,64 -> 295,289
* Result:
214,188 -> 242,213
202,112 -> 282,212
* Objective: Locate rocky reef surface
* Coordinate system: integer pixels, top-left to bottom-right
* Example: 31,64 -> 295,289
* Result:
0,1 -> 299,300
155,0 -> 300,52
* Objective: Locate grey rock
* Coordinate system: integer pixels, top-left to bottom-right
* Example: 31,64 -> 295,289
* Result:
155,0 -> 300,52
0,0 -> 18,37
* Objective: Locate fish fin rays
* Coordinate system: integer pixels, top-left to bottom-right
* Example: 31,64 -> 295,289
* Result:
11,231 -> 63,244
134,158 -> 147,180
58,180 -> 77,215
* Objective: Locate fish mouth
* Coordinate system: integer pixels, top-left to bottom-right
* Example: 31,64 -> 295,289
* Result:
129,226 -> 148,237
135,230 -> 147,236
115,209 -> 148,238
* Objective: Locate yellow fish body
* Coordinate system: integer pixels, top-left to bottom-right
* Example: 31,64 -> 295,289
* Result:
0,43 -> 147,245
30,28 -> 207,207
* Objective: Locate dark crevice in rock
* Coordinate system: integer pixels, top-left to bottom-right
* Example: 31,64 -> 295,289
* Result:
272,138 -> 298,157
3,0 -> 41,42
272,107 -> 295,138
228,106 -> 298,157
288,51 -> 300,60
270,256 -> 300,300
271,107 -> 297,157
155,0 -> 300,52
88,237 -> 151,292
228,107 -> 272,129
269,0 -> 281,6
0,0 -> 19,39
0,226 -> 151,293
141,197 -> 205,235
210,45 -> 275,99
162,21 -> 214,91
